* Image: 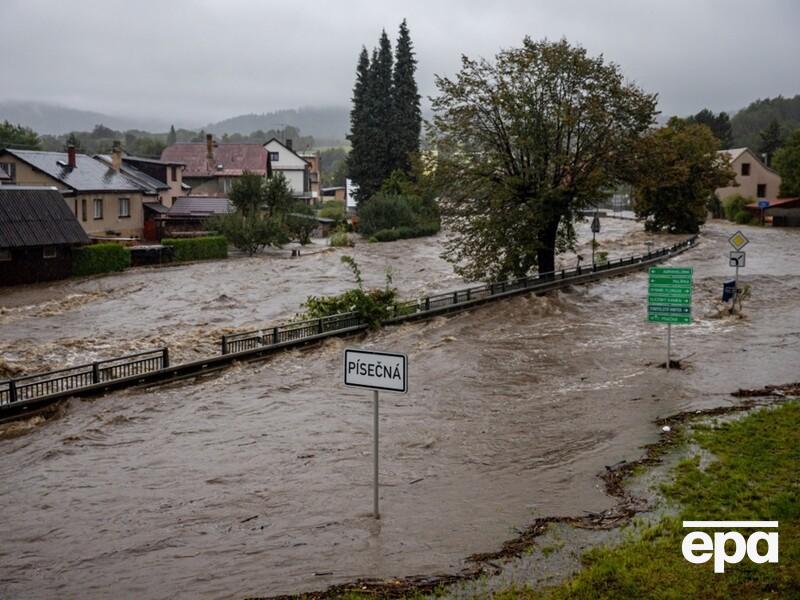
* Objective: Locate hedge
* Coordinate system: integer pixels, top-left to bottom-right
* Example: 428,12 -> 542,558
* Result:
369,223 -> 440,242
73,243 -> 131,276
161,236 -> 228,261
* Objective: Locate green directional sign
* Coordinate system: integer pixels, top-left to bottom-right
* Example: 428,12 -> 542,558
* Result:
648,266 -> 693,324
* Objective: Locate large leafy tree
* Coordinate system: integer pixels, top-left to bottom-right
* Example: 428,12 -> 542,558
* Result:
391,19 -> 421,174
632,118 -> 735,233
430,37 -> 656,280
773,129 -> 800,197
0,120 -> 41,150
687,109 -> 733,148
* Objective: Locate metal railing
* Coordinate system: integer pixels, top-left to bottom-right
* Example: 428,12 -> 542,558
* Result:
0,349 -> 168,406
0,236 -> 696,413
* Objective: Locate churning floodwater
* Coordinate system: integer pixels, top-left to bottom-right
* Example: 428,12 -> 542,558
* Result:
1,220 -> 798,598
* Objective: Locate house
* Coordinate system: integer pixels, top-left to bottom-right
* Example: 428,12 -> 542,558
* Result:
161,134 -> 267,197
145,196 -> 232,240
0,146 -> 146,239
716,148 -> 782,202
297,149 -> 322,204
264,138 -> 314,202
745,197 -> 800,227
0,186 -> 90,285
0,165 -> 10,185
101,154 -> 189,208
322,186 -> 346,202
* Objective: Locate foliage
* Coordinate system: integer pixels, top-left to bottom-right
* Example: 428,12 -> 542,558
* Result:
431,37 -> 657,280
167,125 -> 177,146
161,236 -> 228,261
723,194 -> 753,221
370,223 -> 440,242
347,22 -> 423,203
329,224 -> 353,247
773,129 -> 800,197
286,202 -> 316,245
208,213 -> 286,256
317,201 -> 346,222
320,147 -> 349,187
731,94 -> 800,150
263,172 -> 295,216
358,193 -> 418,235
228,171 -> 266,215
734,210 -> 753,224
492,400 -> 800,599
758,118 -> 784,164
72,243 -> 131,276
299,256 -> 398,327
0,120 -> 41,150
632,118 -> 736,233
686,109 -> 733,148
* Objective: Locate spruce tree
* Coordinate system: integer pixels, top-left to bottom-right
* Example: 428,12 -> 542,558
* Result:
366,30 -> 394,201
167,124 -> 177,145
347,47 -> 371,201
758,119 -> 783,165
391,19 -> 421,173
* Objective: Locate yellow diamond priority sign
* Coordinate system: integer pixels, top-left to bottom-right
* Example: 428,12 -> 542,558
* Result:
728,230 -> 749,251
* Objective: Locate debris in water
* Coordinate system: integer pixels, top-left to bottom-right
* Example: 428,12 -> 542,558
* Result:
661,425 -> 671,433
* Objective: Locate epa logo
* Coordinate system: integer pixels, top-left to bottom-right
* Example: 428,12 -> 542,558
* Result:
682,521 -> 779,573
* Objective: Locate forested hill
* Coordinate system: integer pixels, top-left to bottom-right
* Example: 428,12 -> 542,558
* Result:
204,107 -> 349,146
731,95 -> 800,149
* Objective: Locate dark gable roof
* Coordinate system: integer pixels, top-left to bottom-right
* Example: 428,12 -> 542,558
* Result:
161,143 -> 267,178
0,186 -> 90,248
2,149 -> 141,193
94,154 -> 169,193
169,196 -> 232,216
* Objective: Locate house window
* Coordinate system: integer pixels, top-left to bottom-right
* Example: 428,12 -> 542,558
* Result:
0,249 -> 11,262
93,198 -> 104,219
118,197 -> 130,218
81,198 -> 87,221
43,247 -> 57,259
269,152 -> 279,162
171,166 -> 177,182
741,163 -> 751,176
757,184 -> 767,198
0,162 -> 16,181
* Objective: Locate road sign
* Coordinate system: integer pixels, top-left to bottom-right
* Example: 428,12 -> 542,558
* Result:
344,348 -> 408,520
648,266 -> 693,325
757,199 -> 770,209
728,230 -> 749,251
729,251 -> 746,268
344,348 -> 408,393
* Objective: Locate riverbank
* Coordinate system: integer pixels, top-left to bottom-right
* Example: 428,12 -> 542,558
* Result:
278,384 -> 799,599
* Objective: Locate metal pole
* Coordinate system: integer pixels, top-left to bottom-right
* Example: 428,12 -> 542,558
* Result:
666,324 -> 671,371
732,263 -> 739,315
592,230 -> 596,268
373,389 -> 380,519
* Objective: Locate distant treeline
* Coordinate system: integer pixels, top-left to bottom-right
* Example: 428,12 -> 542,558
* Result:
730,95 -> 800,150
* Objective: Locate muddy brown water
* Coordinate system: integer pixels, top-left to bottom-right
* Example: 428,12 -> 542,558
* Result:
0,220 -> 798,598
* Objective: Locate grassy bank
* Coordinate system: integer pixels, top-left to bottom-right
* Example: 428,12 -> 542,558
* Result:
495,399 -> 800,600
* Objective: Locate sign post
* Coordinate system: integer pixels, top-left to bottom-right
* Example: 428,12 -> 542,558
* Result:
758,199 -> 769,226
344,348 -> 408,519
591,211 -> 600,268
728,230 -> 749,314
648,266 -> 693,369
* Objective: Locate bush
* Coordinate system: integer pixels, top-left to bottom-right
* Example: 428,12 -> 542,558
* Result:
734,210 -> 753,224
162,236 -> 228,261
723,194 -> 752,221
358,194 -> 419,235
370,222 -> 441,242
318,203 -> 345,222
329,224 -> 353,247
73,243 -> 131,276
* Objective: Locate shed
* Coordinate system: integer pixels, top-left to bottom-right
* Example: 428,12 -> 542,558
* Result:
0,186 -> 90,285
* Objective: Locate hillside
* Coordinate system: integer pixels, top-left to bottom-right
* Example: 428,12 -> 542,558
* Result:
731,94 -> 800,149
204,106 -> 350,146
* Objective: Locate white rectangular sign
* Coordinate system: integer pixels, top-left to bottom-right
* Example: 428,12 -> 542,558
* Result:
344,348 -> 407,393
729,251 -> 746,267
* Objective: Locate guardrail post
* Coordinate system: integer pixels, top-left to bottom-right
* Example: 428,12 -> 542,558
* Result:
8,379 -> 17,404
273,326 -> 279,344
561,270 -> 565,279
221,336 -> 228,355
162,348 -> 170,368
466,289 -> 471,301
425,297 -> 430,311
453,291 -> 458,305
92,362 -> 100,383
318,318 -> 324,334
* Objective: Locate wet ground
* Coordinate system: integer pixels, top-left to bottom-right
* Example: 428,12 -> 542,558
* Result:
0,219 -> 797,599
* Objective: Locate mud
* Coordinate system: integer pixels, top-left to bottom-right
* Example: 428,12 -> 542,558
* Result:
0,220 -> 798,599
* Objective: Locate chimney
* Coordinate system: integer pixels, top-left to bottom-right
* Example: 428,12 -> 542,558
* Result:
206,134 -> 214,160
111,140 -> 122,172
67,144 -> 76,169
285,138 -> 293,151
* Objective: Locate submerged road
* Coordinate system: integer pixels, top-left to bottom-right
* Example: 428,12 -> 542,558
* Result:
0,221 -> 798,598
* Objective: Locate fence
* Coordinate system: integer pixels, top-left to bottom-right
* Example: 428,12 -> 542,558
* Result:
0,236 -> 696,416
0,349 -> 168,406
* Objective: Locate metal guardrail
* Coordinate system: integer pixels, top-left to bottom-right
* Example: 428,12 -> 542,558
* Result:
0,349 -> 168,406
0,236 -> 696,416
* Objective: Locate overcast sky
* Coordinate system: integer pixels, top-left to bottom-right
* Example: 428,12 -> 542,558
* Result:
2,0 -> 799,125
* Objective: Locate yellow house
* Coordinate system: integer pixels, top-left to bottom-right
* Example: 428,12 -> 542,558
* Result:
716,147 -> 782,202
0,147 -> 146,239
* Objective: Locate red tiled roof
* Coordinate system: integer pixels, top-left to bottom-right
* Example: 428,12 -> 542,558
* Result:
746,197 -> 800,209
161,143 -> 267,178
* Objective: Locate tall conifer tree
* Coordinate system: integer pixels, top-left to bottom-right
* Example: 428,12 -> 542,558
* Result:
347,47 -> 371,200
391,19 -> 421,173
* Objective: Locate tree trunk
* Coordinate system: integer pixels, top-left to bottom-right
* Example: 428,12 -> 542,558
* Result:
536,217 -> 561,277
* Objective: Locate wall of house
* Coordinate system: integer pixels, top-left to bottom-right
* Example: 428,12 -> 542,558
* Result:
0,245 -> 74,285
265,140 -> 309,195
717,150 -> 782,202
1,157 -> 57,187
164,165 -> 186,207
184,177 -> 222,197
72,192 -> 146,238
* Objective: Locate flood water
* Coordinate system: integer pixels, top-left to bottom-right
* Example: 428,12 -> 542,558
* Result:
0,219 -> 798,598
